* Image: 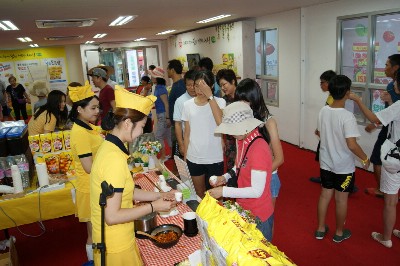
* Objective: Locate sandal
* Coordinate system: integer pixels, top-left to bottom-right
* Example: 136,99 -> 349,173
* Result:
393,229 -> 400,239
333,229 -> 351,243
372,232 -> 392,248
315,225 -> 329,240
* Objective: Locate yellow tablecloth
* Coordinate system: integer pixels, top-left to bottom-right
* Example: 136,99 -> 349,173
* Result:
0,181 -> 76,230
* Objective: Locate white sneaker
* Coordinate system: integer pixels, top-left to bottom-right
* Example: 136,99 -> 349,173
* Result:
371,232 -> 392,248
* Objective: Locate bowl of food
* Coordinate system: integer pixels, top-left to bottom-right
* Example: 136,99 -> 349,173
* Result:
150,224 -> 182,249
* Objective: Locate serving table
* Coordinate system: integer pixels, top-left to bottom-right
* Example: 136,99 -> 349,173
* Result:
0,180 -> 76,230
134,171 -> 201,266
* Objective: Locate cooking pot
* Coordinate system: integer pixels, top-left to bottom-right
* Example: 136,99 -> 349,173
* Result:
134,211 -> 157,238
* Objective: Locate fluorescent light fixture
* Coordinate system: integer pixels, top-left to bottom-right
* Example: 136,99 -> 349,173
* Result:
109,15 -> 137,26
17,37 -> 32,42
197,14 -> 231,24
156,30 -> 176,35
93,33 -> 107,38
134,38 -> 147,41
85,41 -> 95,44
29,44 -> 39,48
0,20 -> 19,30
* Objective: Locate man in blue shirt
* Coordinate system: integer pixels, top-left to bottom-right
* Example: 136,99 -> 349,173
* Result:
167,59 -> 186,160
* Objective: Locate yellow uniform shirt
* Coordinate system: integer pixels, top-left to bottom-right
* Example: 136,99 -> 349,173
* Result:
91,134 -> 135,254
28,111 -> 57,135
326,94 -> 334,106
70,120 -> 103,193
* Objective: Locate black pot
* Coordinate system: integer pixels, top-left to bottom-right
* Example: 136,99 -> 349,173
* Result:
134,211 -> 157,239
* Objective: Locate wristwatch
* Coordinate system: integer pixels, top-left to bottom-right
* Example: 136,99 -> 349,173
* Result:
208,95 -> 214,101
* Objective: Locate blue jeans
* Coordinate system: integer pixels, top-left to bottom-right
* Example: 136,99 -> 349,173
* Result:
256,214 -> 274,242
270,172 -> 281,198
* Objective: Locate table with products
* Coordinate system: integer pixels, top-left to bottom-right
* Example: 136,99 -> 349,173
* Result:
0,180 -> 76,230
134,170 -> 201,266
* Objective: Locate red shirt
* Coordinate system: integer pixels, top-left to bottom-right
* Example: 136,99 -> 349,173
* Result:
99,84 -> 114,119
236,129 -> 273,221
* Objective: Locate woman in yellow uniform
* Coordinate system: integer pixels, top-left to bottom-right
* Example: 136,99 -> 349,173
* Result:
68,81 -> 103,264
28,89 -> 68,135
91,87 -> 176,266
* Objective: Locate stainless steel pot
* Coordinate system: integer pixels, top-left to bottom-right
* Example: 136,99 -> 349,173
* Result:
134,211 -> 157,234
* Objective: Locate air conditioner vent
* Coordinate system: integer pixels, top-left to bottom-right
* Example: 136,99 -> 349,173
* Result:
44,35 -> 84,41
36,19 -> 96,28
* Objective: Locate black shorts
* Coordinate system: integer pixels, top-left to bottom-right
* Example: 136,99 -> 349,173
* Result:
370,126 -> 388,166
186,160 -> 224,190
320,168 -> 355,192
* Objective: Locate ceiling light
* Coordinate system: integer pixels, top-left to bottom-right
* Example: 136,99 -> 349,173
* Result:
156,30 -> 176,35
36,19 -> 96,28
134,38 -> 147,41
0,20 -> 19,30
17,37 -> 32,42
85,41 -> 95,44
197,14 -> 231,24
93,33 -> 107,38
29,44 -> 39,48
109,15 -> 137,26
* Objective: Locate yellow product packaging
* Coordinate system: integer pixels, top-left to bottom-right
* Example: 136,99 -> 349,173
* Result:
40,133 -> 53,153
63,130 -> 71,150
51,131 -> 64,152
28,134 -> 41,153
43,153 -> 60,174
196,193 -> 224,222
59,151 -> 74,175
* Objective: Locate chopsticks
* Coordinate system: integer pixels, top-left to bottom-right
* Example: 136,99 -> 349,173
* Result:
142,173 -> 163,192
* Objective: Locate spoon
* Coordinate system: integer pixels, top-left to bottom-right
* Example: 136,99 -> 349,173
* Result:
136,231 -> 160,242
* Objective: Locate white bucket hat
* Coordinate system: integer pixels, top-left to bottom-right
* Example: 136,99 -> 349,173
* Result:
215,101 -> 264,136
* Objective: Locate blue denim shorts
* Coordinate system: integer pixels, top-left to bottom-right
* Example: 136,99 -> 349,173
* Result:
270,172 -> 281,198
256,213 -> 274,242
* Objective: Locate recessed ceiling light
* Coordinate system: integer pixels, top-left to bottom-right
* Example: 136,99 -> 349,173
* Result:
109,15 -> 137,26
85,41 -> 95,44
197,14 -> 231,24
0,20 -> 19,30
17,37 -> 32,42
134,38 -> 147,41
29,44 -> 39,48
93,33 -> 107,38
156,30 -> 176,35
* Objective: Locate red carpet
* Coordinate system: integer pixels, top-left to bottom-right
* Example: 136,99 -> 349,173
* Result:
1,142 -> 399,265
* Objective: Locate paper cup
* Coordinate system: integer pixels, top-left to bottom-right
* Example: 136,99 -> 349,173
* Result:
175,192 -> 183,202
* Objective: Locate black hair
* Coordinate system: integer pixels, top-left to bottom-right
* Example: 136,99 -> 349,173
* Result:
234,78 -> 270,143
141,76 -> 150,83
155,77 -> 166,86
34,89 -> 68,127
216,69 -> 237,87
328,75 -> 352,100
388,54 -> 400,67
168,59 -> 183,74
184,70 -> 196,82
101,107 -> 146,131
194,70 -> 215,94
68,95 -> 99,122
198,57 -> 213,71
320,70 -> 336,82
149,65 -> 156,71
395,68 -> 400,86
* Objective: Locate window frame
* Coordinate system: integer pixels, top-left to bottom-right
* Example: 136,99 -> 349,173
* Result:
336,8 -> 400,124
255,28 -> 279,107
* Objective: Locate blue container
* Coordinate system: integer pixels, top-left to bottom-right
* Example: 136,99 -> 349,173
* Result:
0,127 -> 11,157
6,125 -> 29,155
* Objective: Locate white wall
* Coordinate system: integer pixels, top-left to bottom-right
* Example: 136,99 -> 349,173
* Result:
167,21 -> 255,79
256,9 -> 302,145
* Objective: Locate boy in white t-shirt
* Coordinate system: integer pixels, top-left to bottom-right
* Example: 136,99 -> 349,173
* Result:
315,75 -> 369,243
350,69 -> 400,248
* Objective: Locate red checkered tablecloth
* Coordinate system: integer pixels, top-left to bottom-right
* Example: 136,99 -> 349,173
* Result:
134,171 -> 201,266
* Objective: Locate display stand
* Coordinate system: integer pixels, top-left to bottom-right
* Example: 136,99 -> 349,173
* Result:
92,181 -> 114,266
